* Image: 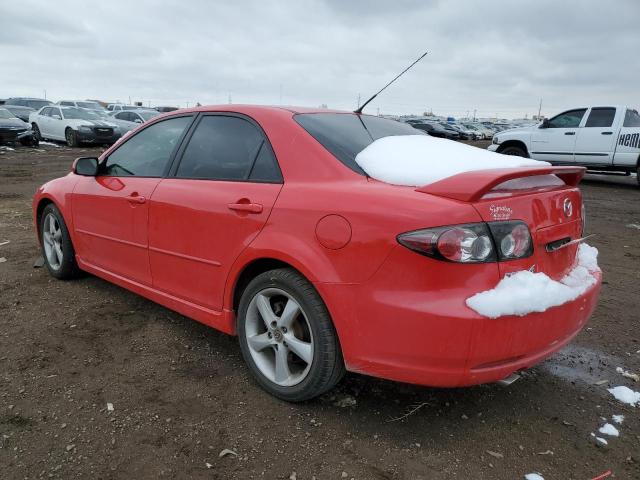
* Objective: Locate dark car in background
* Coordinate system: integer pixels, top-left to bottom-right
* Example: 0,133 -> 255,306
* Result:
408,120 -> 460,140
4,97 -> 53,110
155,106 -> 179,112
0,107 -> 38,146
1,104 -> 36,122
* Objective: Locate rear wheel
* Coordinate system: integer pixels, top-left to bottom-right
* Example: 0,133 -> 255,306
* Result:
636,164 -> 640,187
237,268 -> 345,402
65,128 -> 79,147
40,204 -> 80,280
499,145 -> 527,157
32,123 -> 42,141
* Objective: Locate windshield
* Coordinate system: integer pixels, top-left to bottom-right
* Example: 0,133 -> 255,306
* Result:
139,111 -> 160,121
61,107 -> 104,120
77,101 -> 102,109
25,100 -> 52,110
294,113 -> 425,174
0,108 -> 17,119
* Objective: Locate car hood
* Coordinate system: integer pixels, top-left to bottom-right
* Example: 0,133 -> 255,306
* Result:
0,118 -> 29,129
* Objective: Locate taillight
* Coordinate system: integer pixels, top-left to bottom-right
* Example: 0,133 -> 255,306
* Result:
397,221 -> 533,263
487,221 -> 533,260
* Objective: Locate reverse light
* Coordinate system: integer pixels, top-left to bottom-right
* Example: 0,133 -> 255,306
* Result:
398,221 -> 533,263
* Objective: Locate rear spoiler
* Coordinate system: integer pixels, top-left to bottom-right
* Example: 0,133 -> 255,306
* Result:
415,166 -> 586,203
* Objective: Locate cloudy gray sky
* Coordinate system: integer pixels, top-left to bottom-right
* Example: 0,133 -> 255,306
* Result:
1,0 -> 638,118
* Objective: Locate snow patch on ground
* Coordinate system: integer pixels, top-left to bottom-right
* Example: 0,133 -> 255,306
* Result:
608,385 -> 640,406
612,414 -> 625,424
467,244 -> 599,318
39,141 -> 59,147
354,135 -> 546,187
599,423 -> 619,437
524,474 -> 544,480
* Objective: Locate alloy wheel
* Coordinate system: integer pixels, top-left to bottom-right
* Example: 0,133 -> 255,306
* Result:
42,213 -> 63,270
244,288 -> 314,387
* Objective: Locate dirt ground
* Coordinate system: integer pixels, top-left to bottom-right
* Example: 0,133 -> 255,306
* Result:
1,142 -> 639,480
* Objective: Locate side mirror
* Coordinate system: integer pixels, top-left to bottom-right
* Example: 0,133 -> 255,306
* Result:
52,114 -> 61,120
134,118 -> 143,124
73,157 -> 99,176
540,118 -> 550,129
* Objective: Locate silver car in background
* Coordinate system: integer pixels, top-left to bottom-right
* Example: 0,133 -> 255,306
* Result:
107,109 -> 161,134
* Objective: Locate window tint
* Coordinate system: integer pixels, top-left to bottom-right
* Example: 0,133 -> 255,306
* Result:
40,107 -> 51,117
547,109 -> 586,128
103,116 -> 192,177
51,108 -> 62,118
623,109 -> 640,127
294,113 -> 425,174
585,107 -> 616,127
176,115 -> 281,182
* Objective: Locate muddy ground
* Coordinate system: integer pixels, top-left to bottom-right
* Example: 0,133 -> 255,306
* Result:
0,142 -> 639,480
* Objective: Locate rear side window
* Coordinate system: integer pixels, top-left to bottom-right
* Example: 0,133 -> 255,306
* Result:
294,113 -> 425,174
585,107 -> 616,127
547,109 -> 586,128
175,115 -> 281,182
103,116 -> 192,177
623,109 -> 640,127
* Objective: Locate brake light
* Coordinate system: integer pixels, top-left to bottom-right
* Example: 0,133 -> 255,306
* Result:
398,221 -> 533,263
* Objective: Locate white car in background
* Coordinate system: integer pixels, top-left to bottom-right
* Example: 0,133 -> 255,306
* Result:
56,100 -> 106,112
29,106 -> 121,147
107,109 -> 161,134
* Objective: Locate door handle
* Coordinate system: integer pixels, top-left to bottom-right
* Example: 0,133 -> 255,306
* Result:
564,132 -> 576,135
228,202 -> 263,214
601,131 -> 613,135
125,194 -> 146,204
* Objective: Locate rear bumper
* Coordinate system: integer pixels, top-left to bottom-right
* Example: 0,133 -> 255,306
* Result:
319,246 -> 601,388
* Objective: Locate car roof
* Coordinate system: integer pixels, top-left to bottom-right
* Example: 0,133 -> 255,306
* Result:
162,104 -> 350,115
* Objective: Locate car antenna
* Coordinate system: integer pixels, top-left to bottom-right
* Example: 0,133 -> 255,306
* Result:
354,50 -> 428,115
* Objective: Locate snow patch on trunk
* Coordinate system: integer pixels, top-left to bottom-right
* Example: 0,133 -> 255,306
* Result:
466,244 -> 599,319
354,135 -> 547,187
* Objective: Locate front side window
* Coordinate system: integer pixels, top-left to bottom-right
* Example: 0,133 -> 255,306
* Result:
175,115 -> 281,182
623,109 -> 640,127
585,107 -> 616,128
294,113 -> 425,174
547,109 -> 586,128
50,108 -> 62,118
103,116 -> 192,177
40,107 -> 52,117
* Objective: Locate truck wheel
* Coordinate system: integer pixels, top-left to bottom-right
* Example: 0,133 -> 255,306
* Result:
499,145 -> 527,157
237,268 -> 345,402
65,128 -> 79,147
636,165 -> 640,186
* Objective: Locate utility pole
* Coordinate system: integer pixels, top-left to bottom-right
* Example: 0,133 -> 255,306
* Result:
43,89 -> 47,100
537,98 -> 543,119
376,107 -> 380,116
228,93 -> 232,104
473,109 -> 477,121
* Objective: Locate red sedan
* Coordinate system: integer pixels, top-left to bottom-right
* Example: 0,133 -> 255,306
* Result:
32,105 -> 602,401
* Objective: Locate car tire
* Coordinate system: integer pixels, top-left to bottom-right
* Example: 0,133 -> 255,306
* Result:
65,128 -> 79,147
636,164 -> 640,187
237,268 -> 345,402
40,203 -> 80,280
499,145 -> 528,157
32,123 -> 42,141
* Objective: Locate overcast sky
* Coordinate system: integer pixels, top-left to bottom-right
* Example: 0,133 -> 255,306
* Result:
1,0 -> 638,118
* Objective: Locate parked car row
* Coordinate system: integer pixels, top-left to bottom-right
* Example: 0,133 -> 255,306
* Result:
403,119 -> 496,140
0,97 -> 178,146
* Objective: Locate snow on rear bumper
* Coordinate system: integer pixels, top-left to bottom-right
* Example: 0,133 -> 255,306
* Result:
318,246 -> 602,388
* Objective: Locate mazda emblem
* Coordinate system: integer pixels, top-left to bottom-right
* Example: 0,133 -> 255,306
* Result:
563,198 -> 573,218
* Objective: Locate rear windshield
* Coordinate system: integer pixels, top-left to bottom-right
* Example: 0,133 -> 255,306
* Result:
294,113 -> 424,174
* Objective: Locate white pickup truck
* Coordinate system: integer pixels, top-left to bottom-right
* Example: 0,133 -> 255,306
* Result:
488,106 -> 640,184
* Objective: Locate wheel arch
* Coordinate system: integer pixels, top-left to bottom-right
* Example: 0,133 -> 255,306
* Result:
497,140 -> 530,156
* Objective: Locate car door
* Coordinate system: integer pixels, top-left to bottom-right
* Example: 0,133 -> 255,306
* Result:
148,114 -> 283,311
71,115 -> 194,285
48,107 -> 65,140
574,107 -> 618,165
36,107 -> 52,136
530,108 -> 587,163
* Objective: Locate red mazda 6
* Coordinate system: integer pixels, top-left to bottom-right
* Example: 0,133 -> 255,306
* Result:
32,105 -> 601,401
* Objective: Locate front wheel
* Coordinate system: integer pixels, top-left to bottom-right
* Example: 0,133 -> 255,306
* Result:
65,128 -> 79,147
40,204 -> 80,280
636,165 -> 640,187
237,268 -> 345,402
32,123 -> 42,141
